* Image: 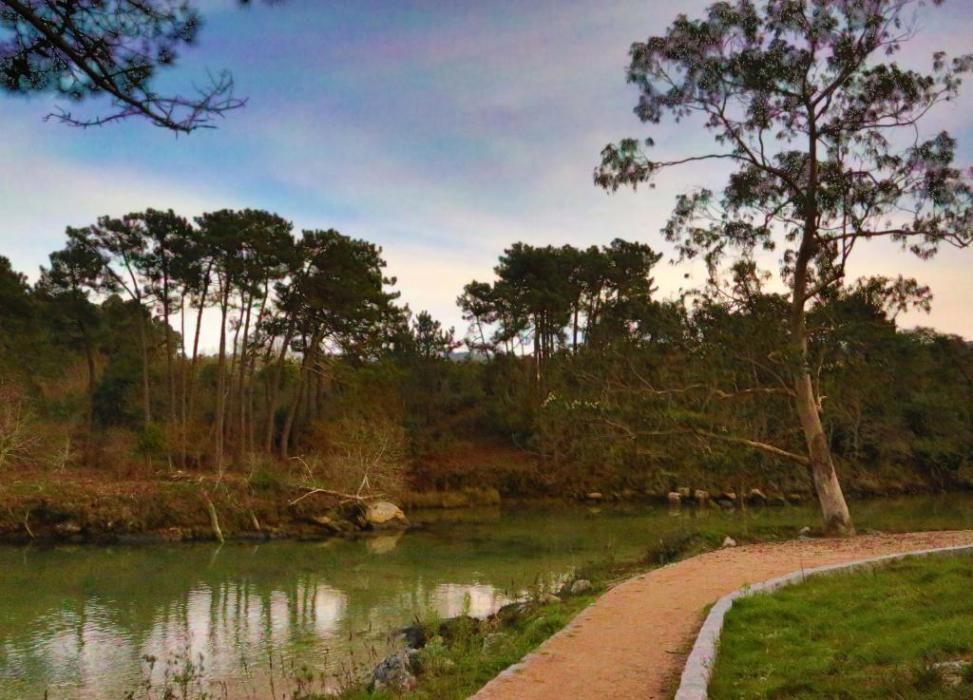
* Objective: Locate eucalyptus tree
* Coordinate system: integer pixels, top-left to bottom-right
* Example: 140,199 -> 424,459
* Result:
595,0 -> 973,534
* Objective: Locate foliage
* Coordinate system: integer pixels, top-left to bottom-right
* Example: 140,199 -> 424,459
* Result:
0,0 -> 281,131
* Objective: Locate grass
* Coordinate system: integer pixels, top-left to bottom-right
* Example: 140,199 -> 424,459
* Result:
339,592 -> 600,700
709,553 -> 973,699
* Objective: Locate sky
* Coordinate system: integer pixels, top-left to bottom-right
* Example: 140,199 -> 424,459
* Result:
2,0 -> 973,347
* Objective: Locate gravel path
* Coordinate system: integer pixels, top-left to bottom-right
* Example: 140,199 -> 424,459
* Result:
471,531 -> 973,700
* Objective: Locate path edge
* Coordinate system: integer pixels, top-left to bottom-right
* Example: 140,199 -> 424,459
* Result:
673,542 -> 973,700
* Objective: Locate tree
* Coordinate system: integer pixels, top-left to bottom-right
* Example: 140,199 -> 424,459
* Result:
38,240 -> 105,433
66,216 -> 156,428
277,229 -> 400,457
596,0 -> 973,534
0,0 -> 277,132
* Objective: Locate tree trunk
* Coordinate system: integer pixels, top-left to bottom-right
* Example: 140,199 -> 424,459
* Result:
162,272 -> 176,426
279,338 -> 316,459
214,283 -> 230,474
78,319 -> 96,455
136,304 -> 152,427
264,323 -> 295,453
793,369 -> 853,535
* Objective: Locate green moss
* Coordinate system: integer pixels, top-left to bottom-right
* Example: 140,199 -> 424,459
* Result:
710,554 -> 973,699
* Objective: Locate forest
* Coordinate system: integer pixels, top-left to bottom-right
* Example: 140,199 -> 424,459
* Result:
1,210 -> 971,506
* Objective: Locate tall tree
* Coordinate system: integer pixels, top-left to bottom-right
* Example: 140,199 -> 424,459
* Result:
596,0 -> 973,534
67,216 -> 155,428
277,229 -> 399,457
38,241 -> 105,433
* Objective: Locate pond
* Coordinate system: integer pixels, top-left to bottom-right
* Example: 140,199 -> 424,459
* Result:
2,494 -> 972,699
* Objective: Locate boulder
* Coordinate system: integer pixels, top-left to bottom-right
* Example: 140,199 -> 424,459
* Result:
368,651 -> 418,693
667,492 -> 682,506
398,623 -> 427,649
693,489 -> 710,505
585,492 -> 604,501
722,536 -> 737,548
677,486 -> 692,499
496,602 -> 532,624
538,592 -> 561,605
747,488 -> 768,505
569,579 -> 593,595
365,501 -> 409,529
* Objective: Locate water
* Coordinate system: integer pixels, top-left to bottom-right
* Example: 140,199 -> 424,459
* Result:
1,496 -> 972,699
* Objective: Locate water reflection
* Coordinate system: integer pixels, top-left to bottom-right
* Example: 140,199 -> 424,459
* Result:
1,496 -> 972,698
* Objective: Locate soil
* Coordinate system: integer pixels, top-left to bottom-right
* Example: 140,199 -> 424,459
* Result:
471,530 -> 973,700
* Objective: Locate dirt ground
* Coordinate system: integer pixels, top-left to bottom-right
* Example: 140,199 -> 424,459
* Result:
472,531 -> 973,700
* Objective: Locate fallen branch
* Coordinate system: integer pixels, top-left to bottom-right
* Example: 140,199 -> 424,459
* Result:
288,487 -> 385,507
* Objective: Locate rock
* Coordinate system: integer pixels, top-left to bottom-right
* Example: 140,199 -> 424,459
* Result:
307,514 -> 349,533
398,624 -> 427,649
585,491 -> 604,501
569,579 -> 593,595
496,602 -> 532,624
720,491 -> 738,502
365,501 -> 409,529
693,489 -> 710,505
667,492 -> 682,506
54,521 -> 82,536
768,494 -> 788,507
721,536 -> 737,548
538,592 -> 561,605
620,488 -> 636,499
799,526 -> 812,536
747,488 -> 768,505
368,651 -> 417,693
677,486 -> 691,499
933,660 -> 971,687
482,632 -> 510,655
786,492 -> 805,504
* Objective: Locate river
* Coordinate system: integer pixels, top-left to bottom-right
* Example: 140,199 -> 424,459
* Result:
2,495 -> 972,699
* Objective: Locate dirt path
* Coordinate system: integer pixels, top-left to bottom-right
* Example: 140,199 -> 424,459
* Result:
472,530 -> 973,700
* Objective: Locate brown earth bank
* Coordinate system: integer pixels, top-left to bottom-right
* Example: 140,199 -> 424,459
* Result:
472,530 -> 973,700
0,442 -> 970,544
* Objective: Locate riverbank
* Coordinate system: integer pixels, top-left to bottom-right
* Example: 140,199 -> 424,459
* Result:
1,461 -> 971,544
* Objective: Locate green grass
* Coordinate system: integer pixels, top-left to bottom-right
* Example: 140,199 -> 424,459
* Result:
337,592 -> 599,700
710,553 -> 973,699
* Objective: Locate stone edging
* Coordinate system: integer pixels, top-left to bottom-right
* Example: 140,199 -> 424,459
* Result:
674,543 -> 973,700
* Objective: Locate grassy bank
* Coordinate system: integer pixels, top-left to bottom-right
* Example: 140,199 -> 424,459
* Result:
710,554 -> 973,699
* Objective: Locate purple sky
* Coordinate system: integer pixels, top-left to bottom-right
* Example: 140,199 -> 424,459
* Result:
2,0 -> 972,346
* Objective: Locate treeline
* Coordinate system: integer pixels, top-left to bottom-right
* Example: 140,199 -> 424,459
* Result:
0,209 -> 456,488
1,213 -> 971,496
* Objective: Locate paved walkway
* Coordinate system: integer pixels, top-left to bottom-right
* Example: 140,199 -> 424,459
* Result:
472,531 -> 973,700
